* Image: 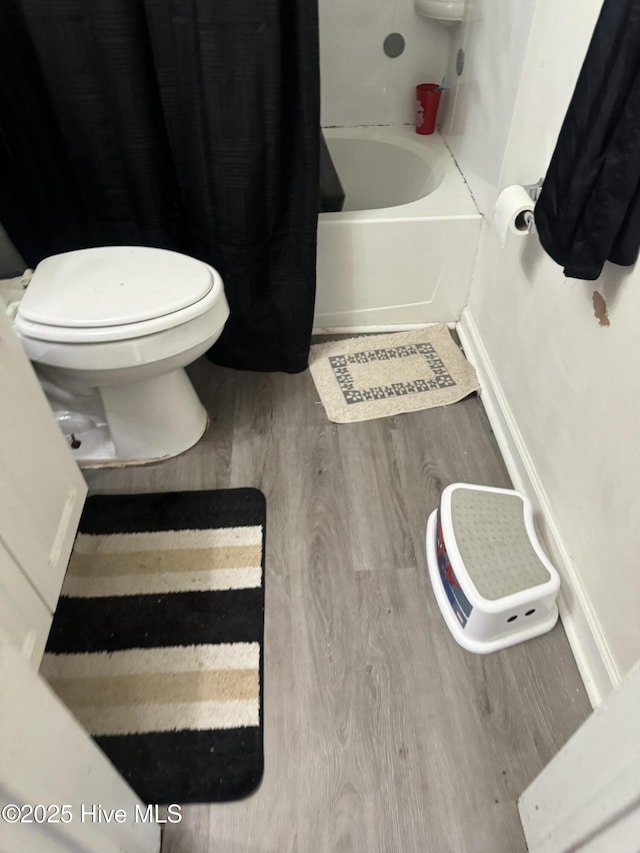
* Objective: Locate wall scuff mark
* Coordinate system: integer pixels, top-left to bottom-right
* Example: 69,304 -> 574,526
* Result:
592,290 -> 610,327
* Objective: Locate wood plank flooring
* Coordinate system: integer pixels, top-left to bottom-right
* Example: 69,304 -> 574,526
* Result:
84,353 -> 591,853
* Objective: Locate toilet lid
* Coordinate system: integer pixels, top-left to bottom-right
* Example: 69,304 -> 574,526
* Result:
18,247 -> 214,328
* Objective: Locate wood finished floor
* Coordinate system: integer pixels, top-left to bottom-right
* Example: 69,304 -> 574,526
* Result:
84,353 -> 591,853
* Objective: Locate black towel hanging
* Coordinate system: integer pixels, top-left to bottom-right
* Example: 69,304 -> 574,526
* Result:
535,0 -> 640,281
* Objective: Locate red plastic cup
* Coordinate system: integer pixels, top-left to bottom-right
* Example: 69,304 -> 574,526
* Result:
416,83 -> 442,135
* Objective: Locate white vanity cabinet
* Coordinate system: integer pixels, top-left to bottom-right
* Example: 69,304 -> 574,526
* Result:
0,290 -> 86,664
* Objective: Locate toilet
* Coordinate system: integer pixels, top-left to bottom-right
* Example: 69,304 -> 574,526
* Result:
414,0 -> 466,24
8,246 -> 229,466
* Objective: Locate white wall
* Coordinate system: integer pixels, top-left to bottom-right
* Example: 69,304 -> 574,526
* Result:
462,0 -> 640,700
319,0 -> 451,127
440,0 -> 536,214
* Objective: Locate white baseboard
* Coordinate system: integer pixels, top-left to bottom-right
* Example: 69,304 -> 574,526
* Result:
457,308 -> 619,708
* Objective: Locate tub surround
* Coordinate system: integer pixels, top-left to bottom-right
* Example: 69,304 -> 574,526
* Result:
314,126 -> 481,331
440,0 -> 537,214
319,0 -> 451,127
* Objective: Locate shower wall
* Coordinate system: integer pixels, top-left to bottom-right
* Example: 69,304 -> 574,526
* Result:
439,0 -> 536,214
319,0 -> 451,127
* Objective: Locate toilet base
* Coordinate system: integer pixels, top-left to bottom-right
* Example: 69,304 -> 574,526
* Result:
99,368 -> 208,463
45,368 -> 209,466
55,410 -> 117,464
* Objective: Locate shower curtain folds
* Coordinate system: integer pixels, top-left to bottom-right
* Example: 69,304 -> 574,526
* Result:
0,0 -> 320,372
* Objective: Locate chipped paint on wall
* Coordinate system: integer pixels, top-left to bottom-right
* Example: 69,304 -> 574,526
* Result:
592,291 -> 610,327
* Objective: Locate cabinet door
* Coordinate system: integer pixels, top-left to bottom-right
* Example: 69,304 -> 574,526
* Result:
0,538 -> 52,663
519,662 -> 640,852
0,295 -> 86,655
0,632 -> 160,853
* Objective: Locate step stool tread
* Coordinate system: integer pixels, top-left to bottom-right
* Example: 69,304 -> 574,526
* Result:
451,488 -> 550,600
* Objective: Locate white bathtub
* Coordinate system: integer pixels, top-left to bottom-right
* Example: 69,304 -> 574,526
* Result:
315,126 -> 481,331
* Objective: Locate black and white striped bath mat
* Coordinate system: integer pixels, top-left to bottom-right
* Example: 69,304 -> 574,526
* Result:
41,488 -> 265,804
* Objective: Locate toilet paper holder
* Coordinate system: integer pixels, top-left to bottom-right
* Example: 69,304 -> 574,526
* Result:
519,210 -> 535,234
523,177 -> 544,202
520,178 -> 544,233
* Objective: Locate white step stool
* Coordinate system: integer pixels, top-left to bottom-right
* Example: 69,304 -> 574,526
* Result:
426,483 -> 560,653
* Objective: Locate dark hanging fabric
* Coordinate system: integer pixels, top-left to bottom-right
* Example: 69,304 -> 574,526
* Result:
0,0 -> 320,373
535,0 -> 640,281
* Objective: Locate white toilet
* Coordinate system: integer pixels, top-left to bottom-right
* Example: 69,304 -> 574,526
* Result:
414,0 -> 466,24
9,246 -> 229,466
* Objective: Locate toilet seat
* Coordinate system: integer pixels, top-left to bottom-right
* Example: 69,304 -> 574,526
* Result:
15,282 -> 223,343
15,247 -> 224,344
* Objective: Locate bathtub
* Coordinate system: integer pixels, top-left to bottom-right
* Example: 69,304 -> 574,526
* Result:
315,126 -> 481,331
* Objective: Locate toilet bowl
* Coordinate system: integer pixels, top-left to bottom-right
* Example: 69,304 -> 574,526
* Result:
10,246 -> 230,466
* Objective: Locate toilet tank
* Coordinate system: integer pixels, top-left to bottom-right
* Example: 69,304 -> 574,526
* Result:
415,0 -> 466,24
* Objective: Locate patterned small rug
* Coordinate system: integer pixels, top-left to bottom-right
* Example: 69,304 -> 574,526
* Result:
41,488 -> 265,804
309,325 -> 480,423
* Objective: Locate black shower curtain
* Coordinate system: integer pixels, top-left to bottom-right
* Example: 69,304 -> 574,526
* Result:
0,0 -> 320,373
535,0 -> 640,281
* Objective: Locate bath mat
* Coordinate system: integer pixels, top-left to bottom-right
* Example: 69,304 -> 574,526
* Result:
41,488 -> 266,804
309,325 -> 480,423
